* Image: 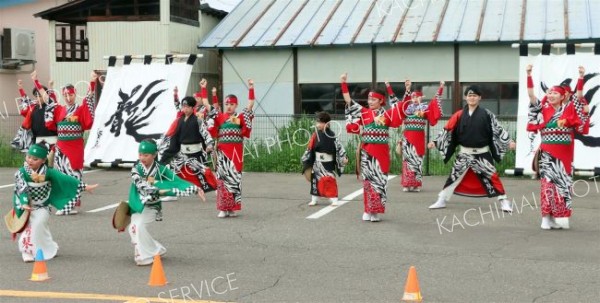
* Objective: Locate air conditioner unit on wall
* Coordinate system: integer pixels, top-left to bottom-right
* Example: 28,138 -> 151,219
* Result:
2,28 -> 35,61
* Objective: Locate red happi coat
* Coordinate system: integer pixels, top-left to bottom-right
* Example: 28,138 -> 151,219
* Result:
400,97 -> 443,157
529,101 -> 582,174
47,84 -> 96,170
207,111 -> 253,171
346,104 -> 404,173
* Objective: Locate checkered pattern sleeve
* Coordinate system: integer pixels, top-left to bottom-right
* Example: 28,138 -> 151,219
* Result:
60,181 -> 86,215
84,84 -> 96,121
170,185 -> 199,197
241,108 -> 254,138
13,170 -> 28,210
433,86 -> 443,115
572,96 -> 590,133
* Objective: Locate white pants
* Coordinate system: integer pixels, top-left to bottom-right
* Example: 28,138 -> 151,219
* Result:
128,207 -> 166,265
19,207 -> 58,262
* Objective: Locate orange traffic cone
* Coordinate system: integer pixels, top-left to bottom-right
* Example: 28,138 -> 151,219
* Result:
401,266 -> 422,302
30,249 -> 50,282
148,255 -> 168,286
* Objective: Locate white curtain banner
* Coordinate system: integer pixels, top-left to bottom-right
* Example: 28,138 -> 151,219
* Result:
515,53 -> 600,173
84,57 -> 194,166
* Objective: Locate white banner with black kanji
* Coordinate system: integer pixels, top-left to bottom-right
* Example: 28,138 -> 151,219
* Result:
84,55 -> 197,167
515,51 -> 600,174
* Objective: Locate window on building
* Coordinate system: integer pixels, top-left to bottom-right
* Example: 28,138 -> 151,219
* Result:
55,24 -> 88,62
299,83 -> 371,115
300,82 -> 455,115
170,0 -> 200,26
460,83 -> 518,116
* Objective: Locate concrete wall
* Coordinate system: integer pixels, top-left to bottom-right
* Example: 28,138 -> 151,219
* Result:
459,45 -> 519,82
377,45 -> 455,82
298,46 -> 372,83
222,49 -> 294,115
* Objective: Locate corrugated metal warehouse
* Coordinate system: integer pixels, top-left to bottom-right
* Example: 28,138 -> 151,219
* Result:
198,0 -> 600,116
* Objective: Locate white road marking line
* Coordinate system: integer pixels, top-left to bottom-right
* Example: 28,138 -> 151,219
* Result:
306,175 -> 397,219
0,169 -> 102,189
86,203 -> 120,213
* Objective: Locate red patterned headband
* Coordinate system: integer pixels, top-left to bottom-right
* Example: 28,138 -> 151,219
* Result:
550,86 -> 566,96
62,87 -> 76,95
225,95 -> 238,104
368,91 -> 385,100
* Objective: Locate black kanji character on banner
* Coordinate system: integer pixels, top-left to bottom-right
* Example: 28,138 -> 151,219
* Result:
104,79 -> 167,142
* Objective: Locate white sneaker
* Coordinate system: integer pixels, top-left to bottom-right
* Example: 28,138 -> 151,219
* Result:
413,187 -> 421,192
554,217 -> 570,229
362,212 -> 371,221
330,200 -> 339,207
428,197 -> 447,209
160,196 -> 178,202
55,210 -> 64,216
136,259 -> 153,266
370,213 -> 381,222
217,211 -> 228,218
541,216 -> 552,230
228,211 -> 237,217
308,200 -> 317,206
500,199 -> 513,212
22,255 -> 34,263
402,187 -> 409,192
541,215 -> 562,230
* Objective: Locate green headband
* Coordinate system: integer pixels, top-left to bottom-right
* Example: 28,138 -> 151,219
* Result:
28,144 -> 49,159
138,141 -> 157,154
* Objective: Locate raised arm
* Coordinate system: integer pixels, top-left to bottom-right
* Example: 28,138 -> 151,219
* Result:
47,79 -> 57,102
435,81 -> 445,100
340,73 -> 351,104
200,78 -> 208,105
241,79 -> 256,138
79,71 -> 99,129
173,86 -> 180,111
403,79 -> 412,101
385,80 -> 401,107
526,64 -> 536,105
31,71 -> 48,105
17,80 -> 31,116
576,66 -> 587,110
211,87 -> 219,112
247,78 -> 255,112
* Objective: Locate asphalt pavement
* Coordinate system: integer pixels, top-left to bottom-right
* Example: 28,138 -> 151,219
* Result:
0,168 -> 598,302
